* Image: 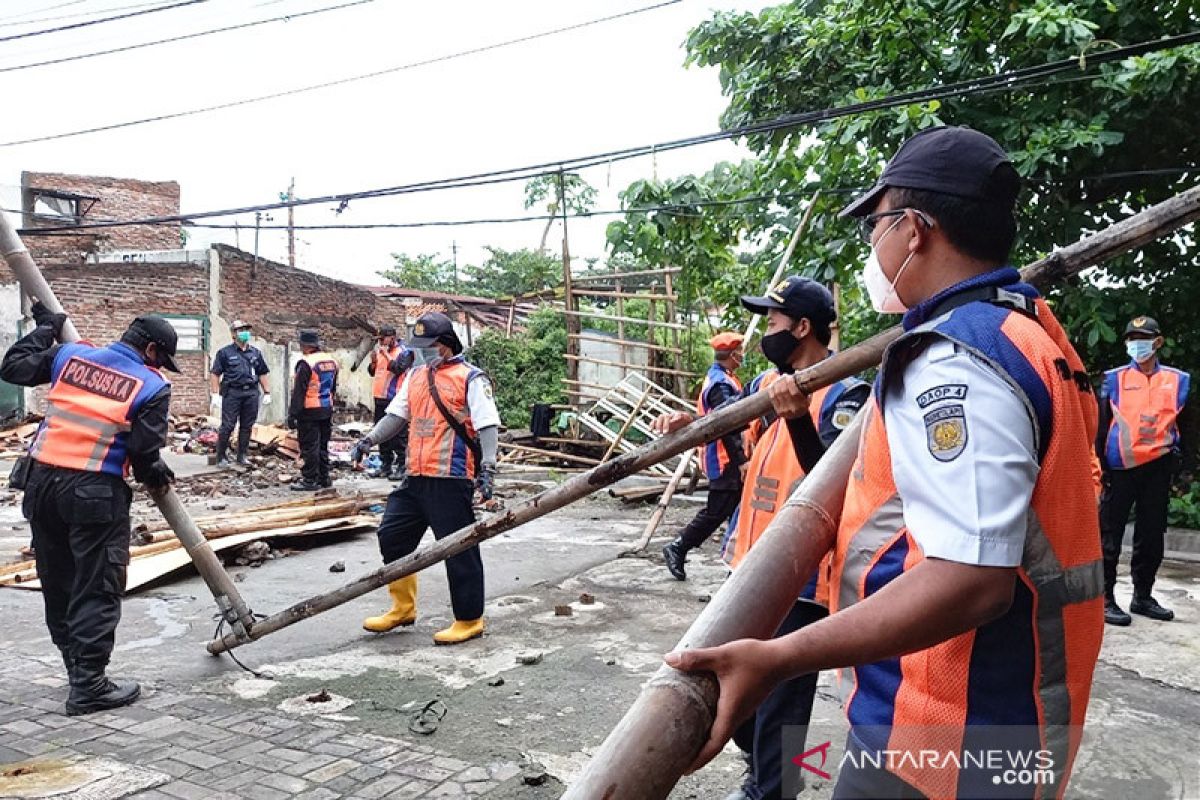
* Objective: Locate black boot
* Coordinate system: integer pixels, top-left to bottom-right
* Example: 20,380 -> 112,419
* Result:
1130,594 -> 1174,621
1104,595 -> 1132,626
66,661 -> 140,716
663,538 -> 689,581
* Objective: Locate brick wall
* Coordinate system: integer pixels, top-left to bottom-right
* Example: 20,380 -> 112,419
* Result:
42,261 -> 210,414
216,246 -> 407,346
20,171 -> 181,261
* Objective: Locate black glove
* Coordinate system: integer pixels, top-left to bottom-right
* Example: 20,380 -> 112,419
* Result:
351,437 -> 372,464
140,459 -> 176,490
287,416 -> 298,430
30,301 -> 67,340
475,463 -> 496,501
389,349 -> 415,375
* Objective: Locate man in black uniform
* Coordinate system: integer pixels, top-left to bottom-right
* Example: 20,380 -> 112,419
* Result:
209,319 -> 271,467
1,304 -> 177,715
288,329 -> 339,491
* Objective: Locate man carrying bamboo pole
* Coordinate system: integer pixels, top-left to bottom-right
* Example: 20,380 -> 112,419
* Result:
351,312 -> 501,645
1,306 -> 178,715
668,126 -> 1105,798
662,332 -> 747,580
656,278 -> 869,800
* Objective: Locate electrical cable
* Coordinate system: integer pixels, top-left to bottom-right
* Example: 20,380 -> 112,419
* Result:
0,0 -> 207,44
0,1 -> 174,29
15,30 -> 1200,233
0,0 -> 682,146
0,0 -> 377,74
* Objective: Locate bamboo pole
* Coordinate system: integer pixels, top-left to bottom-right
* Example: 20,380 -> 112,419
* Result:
570,290 -> 679,301
567,333 -> 682,355
743,192 -> 819,345
626,451 -> 695,554
561,307 -> 687,330
564,354 -> 696,379
571,266 -> 681,283
563,183 -> 1200,799
0,214 -> 258,641
600,386 -> 653,463
207,183 -> 1200,656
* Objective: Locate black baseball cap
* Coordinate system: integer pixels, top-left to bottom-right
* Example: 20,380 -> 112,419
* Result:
1124,316 -> 1161,338
378,324 -> 397,337
125,315 -> 180,373
408,312 -> 455,348
298,329 -> 321,347
741,276 -> 836,325
840,126 -> 1021,218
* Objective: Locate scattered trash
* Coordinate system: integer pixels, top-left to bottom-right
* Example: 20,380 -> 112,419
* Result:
234,572 -> 246,583
554,605 -> 573,617
697,594 -> 711,603
234,541 -> 272,567
521,761 -> 549,786
516,652 -> 543,666
578,592 -> 595,605
408,698 -> 448,735
495,718 -> 513,728
488,676 -> 505,687
329,560 -> 346,573
605,658 -> 616,666
306,689 -> 332,703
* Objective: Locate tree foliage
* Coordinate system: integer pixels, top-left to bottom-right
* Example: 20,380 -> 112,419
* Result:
467,307 -> 567,428
378,252 -> 458,293
465,247 -> 561,298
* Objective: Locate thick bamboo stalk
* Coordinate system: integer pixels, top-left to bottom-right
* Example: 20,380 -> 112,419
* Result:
562,308 -> 687,331
136,499 -> 361,544
563,184 -> 1200,798
568,409 -> 864,800
207,183 -> 1200,656
570,266 -> 681,283
600,386 -> 653,462
0,214 -> 257,640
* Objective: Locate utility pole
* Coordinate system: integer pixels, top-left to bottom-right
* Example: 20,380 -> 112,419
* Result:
451,240 -> 458,292
253,211 -> 273,267
287,177 -> 295,268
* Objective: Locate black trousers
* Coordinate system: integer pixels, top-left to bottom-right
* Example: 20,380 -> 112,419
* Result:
23,463 -> 133,667
297,417 -> 332,484
832,733 -> 927,799
376,476 -> 483,620
217,388 -> 260,459
678,465 -> 743,550
732,600 -> 827,800
373,398 -> 406,470
1100,453 -> 1172,597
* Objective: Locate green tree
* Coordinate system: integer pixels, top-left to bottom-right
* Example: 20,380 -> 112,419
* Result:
465,247 -> 561,298
682,0 -> 1200,370
378,252 -> 458,293
467,307 -> 567,428
525,173 -> 598,252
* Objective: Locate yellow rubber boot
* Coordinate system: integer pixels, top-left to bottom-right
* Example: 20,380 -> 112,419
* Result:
432,618 -> 485,645
362,576 -> 418,632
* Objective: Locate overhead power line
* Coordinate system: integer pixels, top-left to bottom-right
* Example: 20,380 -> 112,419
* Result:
0,0 -> 682,146
0,1 -> 172,29
0,0 -> 207,44
18,30 -> 1200,233
0,0 -> 377,74
0,0 -> 88,26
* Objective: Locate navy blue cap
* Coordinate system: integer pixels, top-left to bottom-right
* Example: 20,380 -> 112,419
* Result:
840,126 -> 1021,218
408,312 -> 455,348
741,276 -> 836,325
1124,316 -> 1161,338
298,329 -> 321,347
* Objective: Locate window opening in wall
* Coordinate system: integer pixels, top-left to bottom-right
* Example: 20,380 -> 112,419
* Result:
155,314 -> 207,353
25,189 -> 98,226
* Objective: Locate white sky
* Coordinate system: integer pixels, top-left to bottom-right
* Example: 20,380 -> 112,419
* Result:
0,0 -> 773,288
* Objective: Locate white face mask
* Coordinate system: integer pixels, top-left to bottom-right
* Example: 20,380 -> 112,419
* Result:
863,217 -> 914,314
414,347 -> 442,366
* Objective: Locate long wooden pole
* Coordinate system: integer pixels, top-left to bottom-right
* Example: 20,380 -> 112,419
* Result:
743,192 -> 819,344
207,183 -> 1200,656
0,214 -> 258,641
563,183 -> 1200,799
627,451 -> 695,554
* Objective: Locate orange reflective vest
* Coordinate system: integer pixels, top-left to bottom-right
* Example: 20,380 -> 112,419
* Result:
29,342 -> 169,477
1100,362 -> 1189,469
371,344 -> 407,401
831,271 -> 1103,799
695,363 -> 743,479
300,352 -> 338,410
407,357 -> 486,479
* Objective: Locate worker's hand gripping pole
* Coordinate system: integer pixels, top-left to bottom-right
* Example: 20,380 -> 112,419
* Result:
0,214 -> 257,641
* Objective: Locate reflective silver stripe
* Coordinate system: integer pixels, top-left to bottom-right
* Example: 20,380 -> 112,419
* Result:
1112,410 -> 1137,467
1021,512 -> 1104,791
30,400 -> 130,471
834,492 -> 904,707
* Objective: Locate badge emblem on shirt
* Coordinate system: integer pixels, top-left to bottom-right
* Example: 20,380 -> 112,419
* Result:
831,405 -> 855,429
924,404 -> 967,462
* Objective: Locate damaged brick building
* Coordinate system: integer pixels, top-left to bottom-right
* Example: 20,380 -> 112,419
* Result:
0,171 -> 458,421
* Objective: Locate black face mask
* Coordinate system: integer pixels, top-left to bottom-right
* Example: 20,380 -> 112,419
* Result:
760,329 -> 801,372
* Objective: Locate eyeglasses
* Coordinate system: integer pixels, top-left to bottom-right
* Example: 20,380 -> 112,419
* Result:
857,208 -> 933,244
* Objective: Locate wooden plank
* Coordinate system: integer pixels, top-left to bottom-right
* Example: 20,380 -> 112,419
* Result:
560,308 -> 686,331
564,354 -> 696,378
568,290 -> 678,301
570,267 -> 681,283
568,333 -> 682,354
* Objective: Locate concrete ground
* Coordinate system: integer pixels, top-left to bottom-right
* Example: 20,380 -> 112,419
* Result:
0,468 -> 1197,799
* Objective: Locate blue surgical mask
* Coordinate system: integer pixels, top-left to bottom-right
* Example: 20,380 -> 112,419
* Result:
236,330 -> 251,344
1126,339 -> 1155,363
